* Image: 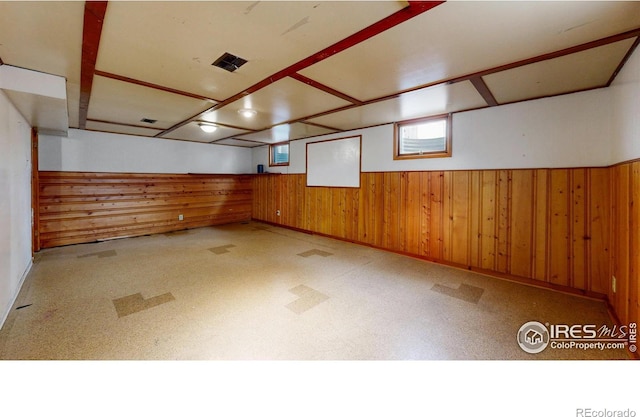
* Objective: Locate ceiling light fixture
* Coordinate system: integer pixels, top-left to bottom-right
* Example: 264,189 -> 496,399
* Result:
198,122 -> 218,133
238,108 -> 257,118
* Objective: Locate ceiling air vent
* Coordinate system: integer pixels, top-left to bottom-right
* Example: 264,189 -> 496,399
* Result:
140,118 -> 157,124
212,52 -> 248,72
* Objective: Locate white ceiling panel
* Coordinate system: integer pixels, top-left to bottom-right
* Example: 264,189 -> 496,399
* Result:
86,120 -> 164,138
0,1 -> 84,127
163,121 -> 252,143
88,76 -> 212,130
200,77 -> 352,130
299,1 -> 640,101
308,81 -> 487,131
96,1 -> 406,101
485,38 -> 636,104
1,1 -> 638,144
235,122 -> 339,144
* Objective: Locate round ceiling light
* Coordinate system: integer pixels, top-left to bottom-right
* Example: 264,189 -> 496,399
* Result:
198,122 -> 218,133
238,108 -> 257,118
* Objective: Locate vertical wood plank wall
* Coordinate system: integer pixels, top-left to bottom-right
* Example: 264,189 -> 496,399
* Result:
254,169 -> 610,291
253,165 -> 639,328
38,171 -> 252,248
611,161 -> 640,328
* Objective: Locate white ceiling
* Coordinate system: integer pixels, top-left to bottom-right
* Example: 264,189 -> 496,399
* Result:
0,1 -> 639,147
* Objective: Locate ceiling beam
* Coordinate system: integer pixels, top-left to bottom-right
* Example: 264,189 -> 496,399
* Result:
210,137 -> 266,145
607,36 -> 640,86
86,118 -> 165,131
192,120 -> 259,132
94,70 -> 219,103
156,1 -> 445,138
289,73 -> 363,105
295,26 -> 640,125
79,1 -> 108,130
449,27 -> 640,84
300,120 -> 344,132
470,77 -> 499,107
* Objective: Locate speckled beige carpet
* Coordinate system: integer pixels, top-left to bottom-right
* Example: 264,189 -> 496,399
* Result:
0,222 -> 629,360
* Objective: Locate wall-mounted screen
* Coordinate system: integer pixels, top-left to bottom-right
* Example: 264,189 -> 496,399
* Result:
306,136 -> 361,188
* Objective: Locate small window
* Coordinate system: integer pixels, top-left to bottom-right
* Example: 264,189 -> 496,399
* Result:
270,142 -> 289,166
394,114 -> 451,159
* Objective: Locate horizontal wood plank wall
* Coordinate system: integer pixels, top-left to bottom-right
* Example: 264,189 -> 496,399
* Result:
39,171 -> 252,248
253,168 -> 612,296
611,161 -> 640,329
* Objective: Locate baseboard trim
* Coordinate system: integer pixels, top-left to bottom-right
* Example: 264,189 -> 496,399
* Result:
0,259 -> 33,331
253,219 -> 608,302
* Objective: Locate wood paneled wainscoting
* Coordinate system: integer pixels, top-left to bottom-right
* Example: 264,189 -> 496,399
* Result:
38,171 -> 252,248
253,166 -> 639,334
254,169 -> 610,292
611,160 -> 640,330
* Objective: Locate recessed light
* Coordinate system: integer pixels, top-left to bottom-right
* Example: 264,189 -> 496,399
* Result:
238,108 -> 257,118
198,122 -> 218,133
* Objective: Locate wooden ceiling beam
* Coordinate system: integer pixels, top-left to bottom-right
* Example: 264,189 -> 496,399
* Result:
607,36 -> 640,86
157,1 -> 445,137
449,27 -> 640,84
94,70 -> 219,103
289,73 -> 363,105
79,1 -> 108,130
470,77 -> 499,107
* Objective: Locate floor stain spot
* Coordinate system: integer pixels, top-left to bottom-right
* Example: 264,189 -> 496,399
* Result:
208,244 -> 236,254
286,284 -> 329,314
297,249 -> 333,258
113,292 -> 175,318
78,250 -> 117,259
431,283 -> 485,304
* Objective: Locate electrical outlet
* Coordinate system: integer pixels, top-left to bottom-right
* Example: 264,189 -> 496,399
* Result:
612,276 -> 616,293
178,214 -> 184,221
276,210 -> 281,216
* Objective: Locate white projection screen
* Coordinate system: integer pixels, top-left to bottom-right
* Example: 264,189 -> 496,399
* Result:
306,136 -> 361,188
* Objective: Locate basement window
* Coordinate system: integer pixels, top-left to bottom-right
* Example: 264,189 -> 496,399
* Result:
394,114 -> 452,159
270,142 -> 289,167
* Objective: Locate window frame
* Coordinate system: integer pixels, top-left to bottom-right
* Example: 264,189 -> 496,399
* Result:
269,141 -> 290,167
393,114 -> 452,160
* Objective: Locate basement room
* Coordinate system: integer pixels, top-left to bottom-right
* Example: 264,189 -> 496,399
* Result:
0,1 -> 638,415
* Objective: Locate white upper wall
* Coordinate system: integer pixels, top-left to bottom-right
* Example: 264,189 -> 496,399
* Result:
39,129 -> 253,174
0,90 -> 32,328
611,46 -> 640,163
39,46 -> 637,178
253,86 -> 614,173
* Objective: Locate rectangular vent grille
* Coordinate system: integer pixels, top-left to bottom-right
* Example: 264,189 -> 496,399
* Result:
212,52 -> 247,72
140,118 -> 157,124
